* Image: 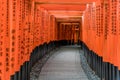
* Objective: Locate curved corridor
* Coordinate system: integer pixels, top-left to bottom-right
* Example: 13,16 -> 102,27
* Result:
38,46 -> 89,80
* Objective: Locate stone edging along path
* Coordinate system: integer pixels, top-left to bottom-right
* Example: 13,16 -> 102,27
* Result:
30,48 -> 60,80
79,50 -> 100,80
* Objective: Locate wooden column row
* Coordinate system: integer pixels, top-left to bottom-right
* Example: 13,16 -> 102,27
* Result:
0,1 -> 57,80
82,0 -> 120,70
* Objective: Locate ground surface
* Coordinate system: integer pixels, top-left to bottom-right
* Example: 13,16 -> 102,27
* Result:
38,46 -> 89,80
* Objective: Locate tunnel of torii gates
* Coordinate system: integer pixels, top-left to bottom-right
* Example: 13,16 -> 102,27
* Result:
0,0 -> 120,80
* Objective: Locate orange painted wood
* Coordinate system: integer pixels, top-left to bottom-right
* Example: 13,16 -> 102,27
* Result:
116,0 -> 120,70
0,1 -> 9,80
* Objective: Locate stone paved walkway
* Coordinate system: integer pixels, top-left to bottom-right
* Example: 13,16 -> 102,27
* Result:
38,46 -> 89,80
